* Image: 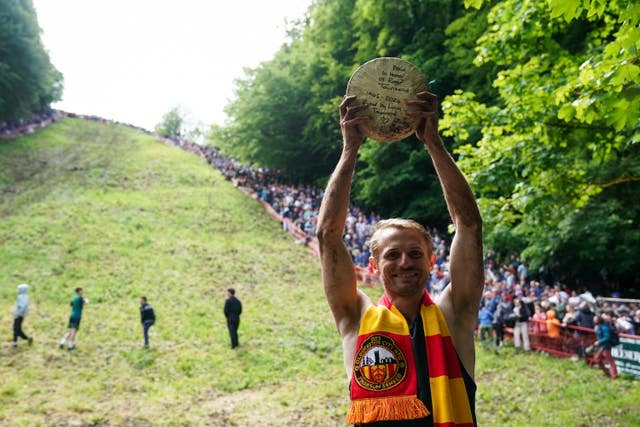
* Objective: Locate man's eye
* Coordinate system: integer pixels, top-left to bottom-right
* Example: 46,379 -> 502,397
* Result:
410,251 -> 423,258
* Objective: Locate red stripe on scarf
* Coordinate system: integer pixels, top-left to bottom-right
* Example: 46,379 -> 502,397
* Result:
426,334 -> 463,379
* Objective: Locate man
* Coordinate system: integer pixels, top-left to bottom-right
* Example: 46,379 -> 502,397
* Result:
139,296 -> 156,348
59,287 -> 88,350
512,297 -> 531,352
592,314 -> 618,379
224,288 -> 242,349
12,284 -> 33,347
317,92 -> 483,426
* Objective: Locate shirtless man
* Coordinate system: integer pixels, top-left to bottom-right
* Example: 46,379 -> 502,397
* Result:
317,92 -> 483,426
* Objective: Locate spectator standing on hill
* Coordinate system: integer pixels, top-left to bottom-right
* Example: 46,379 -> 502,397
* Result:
575,302 -> 595,329
615,308 -> 635,335
567,290 -> 581,308
562,305 -> 578,327
140,296 -> 156,348
531,303 -> 547,334
512,298 -> 531,352
546,310 -> 561,339
477,305 -> 495,352
59,287 -> 88,350
224,288 -> 242,349
574,301 -> 594,356
493,291 -> 514,348
317,92 -> 482,425
592,315 -> 619,379
516,262 -> 528,284
632,309 -> 640,335
12,284 -> 33,348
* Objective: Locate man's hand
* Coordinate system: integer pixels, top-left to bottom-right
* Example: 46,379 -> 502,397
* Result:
406,91 -> 440,146
339,95 -> 369,149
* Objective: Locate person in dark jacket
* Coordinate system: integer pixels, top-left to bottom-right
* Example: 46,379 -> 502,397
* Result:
493,291 -> 514,348
224,288 -> 242,348
575,301 -> 595,356
575,302 -> 595,329
139,296 -> 156,348
512,297 -> 531,352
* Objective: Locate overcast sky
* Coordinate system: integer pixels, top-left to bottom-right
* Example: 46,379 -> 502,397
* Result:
33,0 -> 312,131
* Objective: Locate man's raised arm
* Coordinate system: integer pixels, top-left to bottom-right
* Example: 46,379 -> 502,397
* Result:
408,92 -> 484,373
316,96 -> 370,336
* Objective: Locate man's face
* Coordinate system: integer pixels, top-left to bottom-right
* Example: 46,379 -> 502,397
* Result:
371,227 -> 431,299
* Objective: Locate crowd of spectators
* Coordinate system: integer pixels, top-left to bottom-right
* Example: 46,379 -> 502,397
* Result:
201,144 -> 453,269
478,252 -> 640,355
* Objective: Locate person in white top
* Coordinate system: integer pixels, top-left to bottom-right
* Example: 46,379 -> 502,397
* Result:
12,284 -> 33,347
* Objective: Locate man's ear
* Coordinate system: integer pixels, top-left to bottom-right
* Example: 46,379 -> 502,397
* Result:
369,257 -> 378,272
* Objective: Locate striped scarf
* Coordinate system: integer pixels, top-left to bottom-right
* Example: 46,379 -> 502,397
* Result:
347,291 -> 475,426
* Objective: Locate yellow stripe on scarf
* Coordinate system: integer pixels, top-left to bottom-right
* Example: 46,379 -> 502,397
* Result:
358,305 -> 410,335
421,303 -> 452,337
429,376 -> 474,424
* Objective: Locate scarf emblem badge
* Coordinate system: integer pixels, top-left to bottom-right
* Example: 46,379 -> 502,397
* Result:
353,335 -> 407,391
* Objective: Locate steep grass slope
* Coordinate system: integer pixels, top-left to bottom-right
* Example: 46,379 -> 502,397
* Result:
0,118 -> 637,426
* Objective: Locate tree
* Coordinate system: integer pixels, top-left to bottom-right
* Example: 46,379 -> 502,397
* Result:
155,107 -> 184,139
0,0 -> 63,121
349,0 -> 494,227
441,0 -> 640,290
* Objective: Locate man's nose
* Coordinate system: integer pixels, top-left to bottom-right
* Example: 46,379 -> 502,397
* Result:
398,253 -> 411,266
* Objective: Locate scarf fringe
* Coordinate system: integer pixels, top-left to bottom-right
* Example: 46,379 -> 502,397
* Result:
347,395 -> 430,424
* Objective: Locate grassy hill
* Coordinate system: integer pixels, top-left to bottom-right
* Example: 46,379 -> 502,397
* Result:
1,118 -> 638,426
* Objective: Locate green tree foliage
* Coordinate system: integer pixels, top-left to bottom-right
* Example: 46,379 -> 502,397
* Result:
211,0 -> 639,290
214,0 -> 488,226
155,107 -> 184,139
443,0 -> 640,288
0,0 -> 63,121
350,0 -> 497,227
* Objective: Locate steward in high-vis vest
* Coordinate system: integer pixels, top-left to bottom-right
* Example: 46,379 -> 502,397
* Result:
317,92 -> 483,426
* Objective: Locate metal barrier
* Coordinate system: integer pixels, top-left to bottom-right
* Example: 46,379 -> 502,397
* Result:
504,319 -> 640,377
525,320 -> 597,358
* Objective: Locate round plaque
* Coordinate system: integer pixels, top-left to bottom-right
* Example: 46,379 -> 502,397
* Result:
346,57 -> 429,143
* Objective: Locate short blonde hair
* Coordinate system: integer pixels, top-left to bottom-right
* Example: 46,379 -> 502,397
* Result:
369,218 -> 433,259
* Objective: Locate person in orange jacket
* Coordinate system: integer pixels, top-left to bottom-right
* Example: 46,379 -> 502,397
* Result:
546,309 -> 561,338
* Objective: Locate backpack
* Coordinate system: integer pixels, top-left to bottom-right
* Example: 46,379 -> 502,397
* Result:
610,326 -> 620,346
